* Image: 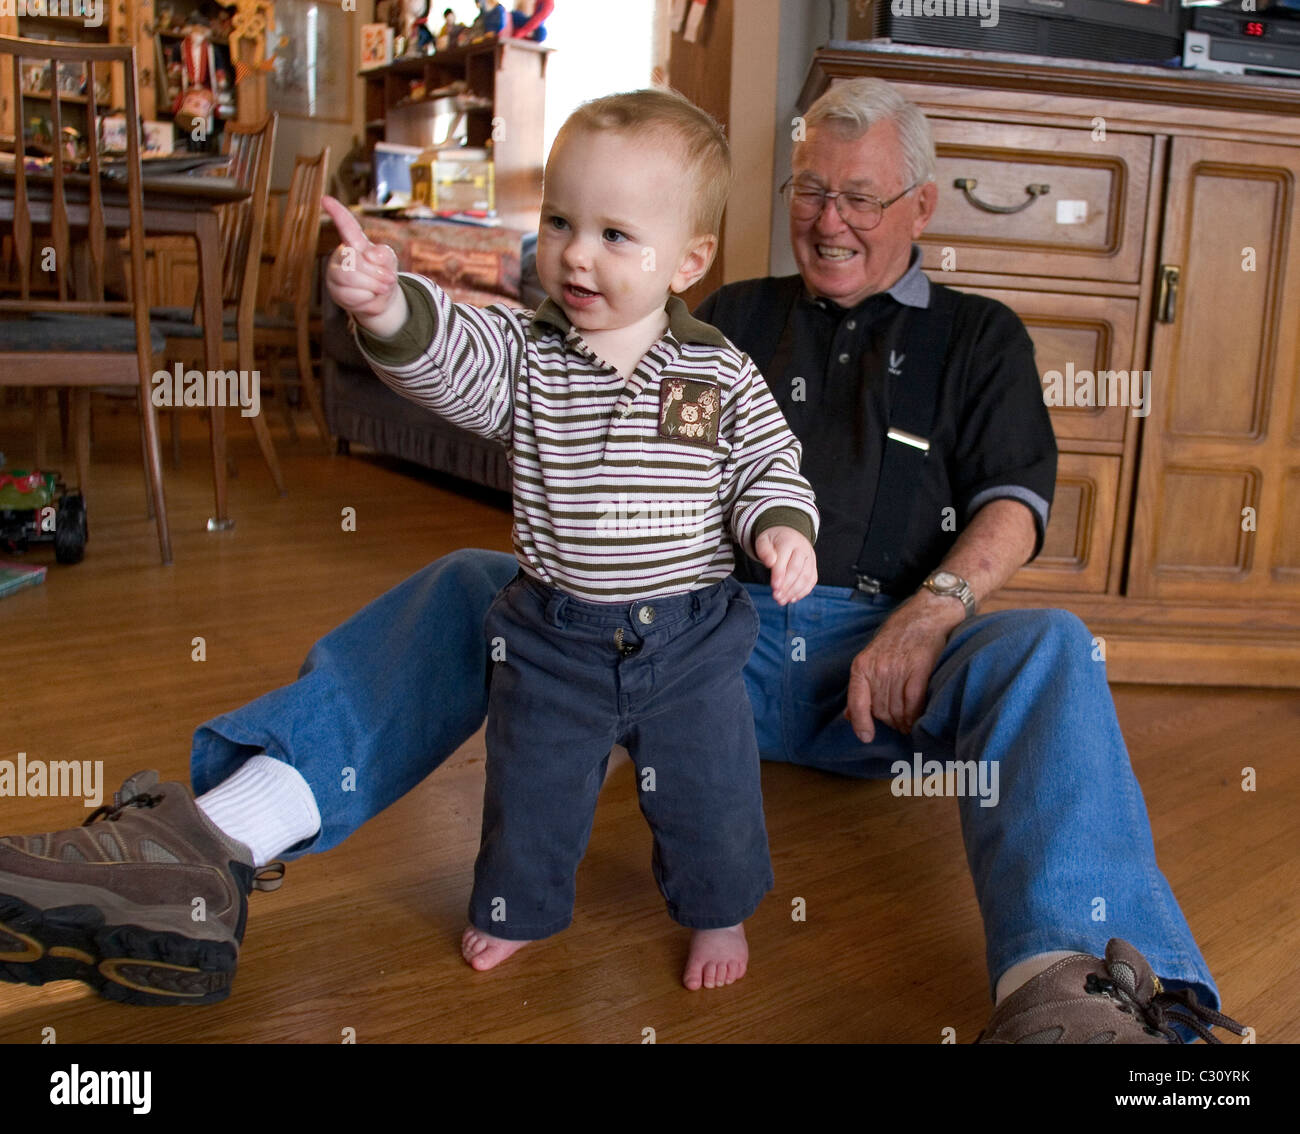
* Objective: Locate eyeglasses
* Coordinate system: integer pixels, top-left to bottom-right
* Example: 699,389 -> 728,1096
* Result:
779,177 -> 920,231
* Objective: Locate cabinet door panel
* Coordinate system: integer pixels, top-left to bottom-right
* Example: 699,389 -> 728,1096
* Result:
954,287 -> 1139,445
920,119 -> 1152,282
1129,137 -> 1300,601
1008,452 -> 1119,594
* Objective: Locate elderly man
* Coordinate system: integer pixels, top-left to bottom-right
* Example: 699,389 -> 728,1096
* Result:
0,80 -> 1242,1043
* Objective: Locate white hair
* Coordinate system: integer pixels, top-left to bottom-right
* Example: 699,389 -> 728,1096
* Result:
803,78 -> 937,189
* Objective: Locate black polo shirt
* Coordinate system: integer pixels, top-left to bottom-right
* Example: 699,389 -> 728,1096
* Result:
693,248 -> 1057,593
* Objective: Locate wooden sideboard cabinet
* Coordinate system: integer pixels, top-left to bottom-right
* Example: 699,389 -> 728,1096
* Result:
802,44 -> 1300,687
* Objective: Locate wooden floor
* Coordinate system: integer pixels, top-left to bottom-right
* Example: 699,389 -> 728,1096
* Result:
0,399 -> 1296,1044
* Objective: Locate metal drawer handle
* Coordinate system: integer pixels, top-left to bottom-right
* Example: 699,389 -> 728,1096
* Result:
1157,264 -> 1180,324
953,178 -> 1051,214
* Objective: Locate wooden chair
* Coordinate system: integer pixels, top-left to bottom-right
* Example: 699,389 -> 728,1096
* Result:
0,35 -> 171,564
255,147 -> 332,448
149,114 -> 285,493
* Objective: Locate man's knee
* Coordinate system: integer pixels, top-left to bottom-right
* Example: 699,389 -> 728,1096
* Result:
1016,607 -> 1094,654
426,548 -> 518,606
934,608 -> 1101,700
969,607 -> 1095,660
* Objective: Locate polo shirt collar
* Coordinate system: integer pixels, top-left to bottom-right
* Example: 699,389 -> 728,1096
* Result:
806,242 -> 931,314
533,294 -> 728,348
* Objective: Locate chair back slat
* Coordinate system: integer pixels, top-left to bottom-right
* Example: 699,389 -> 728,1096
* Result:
45,63 -> 72,303
267,147 -> 330,308
8,51 -> 32,299
84,59 -> 105,302
119,43 -> 152,371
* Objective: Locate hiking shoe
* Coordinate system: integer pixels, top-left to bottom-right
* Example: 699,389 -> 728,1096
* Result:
0,770 -> 283,1007
977,938 -> 1248,1044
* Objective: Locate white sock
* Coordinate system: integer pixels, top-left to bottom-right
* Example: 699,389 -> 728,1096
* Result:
995,950 -> 1079,1005
196,754 -> 322,868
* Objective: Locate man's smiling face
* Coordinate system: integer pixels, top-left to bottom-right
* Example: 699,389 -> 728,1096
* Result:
789,117 -> 937,309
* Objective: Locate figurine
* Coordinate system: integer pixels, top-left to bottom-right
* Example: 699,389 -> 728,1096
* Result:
171,16 -> 219,146
470,0 -> 508,38
396,0 -> 430,55
510,0 -> 553,42
435,7 -> 460,50
410,0 -> 437,53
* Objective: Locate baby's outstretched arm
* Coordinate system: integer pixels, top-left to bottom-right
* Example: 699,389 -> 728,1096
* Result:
319,195 -> 524,445
322,195 -> 409,339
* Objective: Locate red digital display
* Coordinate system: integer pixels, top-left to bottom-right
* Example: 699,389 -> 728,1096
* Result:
1244,20 -> 1266,37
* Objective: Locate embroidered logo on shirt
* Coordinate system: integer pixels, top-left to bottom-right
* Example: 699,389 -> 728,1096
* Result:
658,378 -> 720,445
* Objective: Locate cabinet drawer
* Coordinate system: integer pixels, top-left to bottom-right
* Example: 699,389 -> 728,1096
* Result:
954,287 -> 1141,445
920,119 -> 1152,283
1008,452 -> 1120,593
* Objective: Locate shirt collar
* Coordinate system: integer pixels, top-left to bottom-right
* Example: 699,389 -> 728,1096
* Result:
532,294 -> 728,348
806,243 -> 930,314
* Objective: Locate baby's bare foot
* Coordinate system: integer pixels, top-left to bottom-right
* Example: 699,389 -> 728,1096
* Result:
461,925 -> 529,971
682,924 -> 748,990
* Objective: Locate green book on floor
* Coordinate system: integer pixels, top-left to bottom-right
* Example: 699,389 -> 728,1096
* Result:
0,561 -> 47,598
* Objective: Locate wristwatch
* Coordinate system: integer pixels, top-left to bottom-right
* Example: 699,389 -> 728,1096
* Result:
922,570 -> 977,620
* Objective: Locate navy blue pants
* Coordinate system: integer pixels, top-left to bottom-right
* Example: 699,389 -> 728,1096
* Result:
467,571 -> 772,940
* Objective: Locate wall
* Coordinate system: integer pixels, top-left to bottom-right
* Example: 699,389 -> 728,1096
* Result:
664,0 -> 845,287
540,0 -> 659,157
767,0 -> 847,277
724,0 -> 781,285
266,0 -> 367,196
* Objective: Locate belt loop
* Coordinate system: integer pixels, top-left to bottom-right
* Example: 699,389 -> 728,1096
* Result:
546,592 -> 568,628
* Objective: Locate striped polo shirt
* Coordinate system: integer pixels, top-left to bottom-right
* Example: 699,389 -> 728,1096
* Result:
356,273 -> 819,602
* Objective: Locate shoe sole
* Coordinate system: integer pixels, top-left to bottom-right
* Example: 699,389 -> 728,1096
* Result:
0,892 -> 238,1007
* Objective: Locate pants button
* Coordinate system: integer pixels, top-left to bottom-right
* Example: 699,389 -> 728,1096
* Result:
637,605 -> 656,625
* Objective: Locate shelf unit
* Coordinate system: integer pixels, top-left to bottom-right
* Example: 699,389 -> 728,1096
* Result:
0,5 -> 134,153
359,35 -> 550,229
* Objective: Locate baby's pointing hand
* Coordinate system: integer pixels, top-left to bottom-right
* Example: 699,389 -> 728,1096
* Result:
322,195 -> 408,338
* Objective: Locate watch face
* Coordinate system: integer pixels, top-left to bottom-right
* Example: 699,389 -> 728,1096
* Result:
932,571 -> 958,590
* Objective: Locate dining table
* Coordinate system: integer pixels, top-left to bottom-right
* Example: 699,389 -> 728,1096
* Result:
0,158 -> 251,532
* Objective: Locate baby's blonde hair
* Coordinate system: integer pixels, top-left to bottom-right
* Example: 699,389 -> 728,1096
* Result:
552,87 -> 732,237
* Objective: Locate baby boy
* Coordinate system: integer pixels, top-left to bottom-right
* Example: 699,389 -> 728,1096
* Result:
323,87 -> 818,990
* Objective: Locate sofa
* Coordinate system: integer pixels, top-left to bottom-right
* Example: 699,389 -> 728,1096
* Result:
321,216 -> 544,494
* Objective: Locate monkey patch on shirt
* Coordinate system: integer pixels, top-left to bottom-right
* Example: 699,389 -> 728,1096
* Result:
658,378 -> 721,446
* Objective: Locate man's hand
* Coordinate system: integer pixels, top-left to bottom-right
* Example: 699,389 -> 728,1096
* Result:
755,525 -> 817,606
842,498 -> 1038,742
321,195 -> 409,339
843,590 -> 962,743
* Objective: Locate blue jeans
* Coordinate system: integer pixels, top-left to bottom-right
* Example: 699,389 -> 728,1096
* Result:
192,548 -> 1217,1008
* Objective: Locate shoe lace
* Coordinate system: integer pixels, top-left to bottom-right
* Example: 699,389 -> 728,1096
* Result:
80,792 -> 288,892
1085,972 -> 1248,1044
82,789 -> 165,826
